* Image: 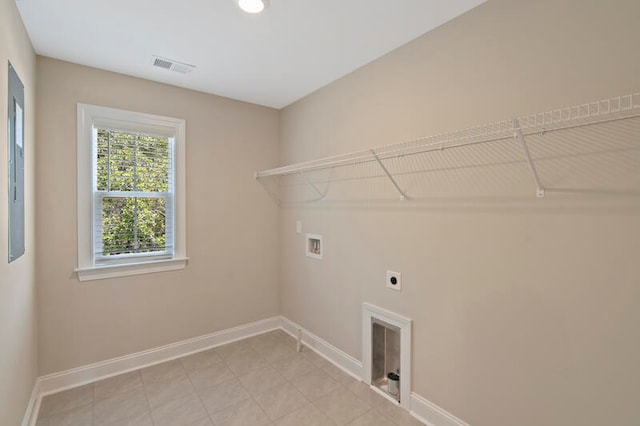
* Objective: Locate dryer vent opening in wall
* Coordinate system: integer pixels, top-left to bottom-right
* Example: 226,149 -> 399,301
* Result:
362,303 -> 412,408
372,319 -> 401,401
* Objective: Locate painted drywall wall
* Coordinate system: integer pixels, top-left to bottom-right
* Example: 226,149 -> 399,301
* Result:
36,57 -> 280,374
279,1 -> 640,425
0,0 -> 38,424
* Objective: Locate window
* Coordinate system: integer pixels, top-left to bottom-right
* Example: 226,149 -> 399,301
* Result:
95,129 -> 172,261
76,104 -> 187,281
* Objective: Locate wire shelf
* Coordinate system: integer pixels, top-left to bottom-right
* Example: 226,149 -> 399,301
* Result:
256,93 -> 640,204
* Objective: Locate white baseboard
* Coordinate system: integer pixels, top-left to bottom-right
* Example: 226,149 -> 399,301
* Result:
411,392 -> 470,426
21,380 -> 41,426
279,316 -> 363,380
37,316 -> 281,396
23,315 -> 469,426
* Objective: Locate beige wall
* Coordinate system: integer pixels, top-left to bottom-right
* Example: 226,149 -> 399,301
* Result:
280,1 -> 640,426
0,0 -> 38,424
36,58 -> 280,374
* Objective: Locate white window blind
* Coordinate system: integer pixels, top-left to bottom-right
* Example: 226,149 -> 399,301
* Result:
93,128 -> 175,264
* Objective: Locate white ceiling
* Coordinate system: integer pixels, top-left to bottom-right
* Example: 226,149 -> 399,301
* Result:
17,0 -> 485,109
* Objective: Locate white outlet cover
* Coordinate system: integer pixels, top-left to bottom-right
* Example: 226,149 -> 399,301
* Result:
296,220 -> 302,234
387,271 -> 401,291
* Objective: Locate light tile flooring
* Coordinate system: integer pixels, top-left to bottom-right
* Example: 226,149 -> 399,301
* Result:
36,330 -> 424,426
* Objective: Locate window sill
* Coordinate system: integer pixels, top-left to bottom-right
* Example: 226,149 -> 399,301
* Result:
75,257 -> 189,282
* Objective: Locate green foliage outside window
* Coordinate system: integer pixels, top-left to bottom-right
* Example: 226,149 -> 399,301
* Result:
96,130 -> 171,256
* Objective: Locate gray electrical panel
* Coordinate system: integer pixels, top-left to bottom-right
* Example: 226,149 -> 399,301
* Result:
8,62 -> 25,262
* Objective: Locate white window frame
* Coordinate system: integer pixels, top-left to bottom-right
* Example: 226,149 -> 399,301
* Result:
76,103 -> 187,281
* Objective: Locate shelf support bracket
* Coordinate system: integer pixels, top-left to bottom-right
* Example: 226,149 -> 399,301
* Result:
370,149 -> 407,200
254,172 -> 281,206
513,119 -> 545,198
301,171 -> 327,200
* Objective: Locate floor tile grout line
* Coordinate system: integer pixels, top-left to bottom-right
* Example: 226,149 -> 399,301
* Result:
94,377 -> 153,426
233,337 -> 315,423
142,358 -> 210,422
138,369 -> 156,426
92,382 -> 96,426
181,355 -> 220,426
260,339 -> 313,423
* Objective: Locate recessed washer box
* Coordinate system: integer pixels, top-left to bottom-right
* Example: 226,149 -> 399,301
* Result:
306,234 -> 323,259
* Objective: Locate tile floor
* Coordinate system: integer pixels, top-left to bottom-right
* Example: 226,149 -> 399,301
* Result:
36,330 -> 424,426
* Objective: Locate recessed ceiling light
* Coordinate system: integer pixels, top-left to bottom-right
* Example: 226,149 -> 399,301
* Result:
237,0 -> 268,14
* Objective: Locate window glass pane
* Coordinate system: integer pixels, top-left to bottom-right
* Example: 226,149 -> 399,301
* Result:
101,197 -> 167,256
96,129 -> 170,192
136,135 -> 170,192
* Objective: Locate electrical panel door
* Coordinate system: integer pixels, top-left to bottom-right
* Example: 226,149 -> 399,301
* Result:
8,62 -> 25,262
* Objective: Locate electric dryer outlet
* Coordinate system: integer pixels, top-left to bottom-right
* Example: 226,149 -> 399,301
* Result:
386,271 -> 402,291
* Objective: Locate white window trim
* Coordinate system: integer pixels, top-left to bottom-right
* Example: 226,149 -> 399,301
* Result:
76,103 -> 188,281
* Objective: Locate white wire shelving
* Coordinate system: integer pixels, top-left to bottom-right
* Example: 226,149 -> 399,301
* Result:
255,93 -> 640,204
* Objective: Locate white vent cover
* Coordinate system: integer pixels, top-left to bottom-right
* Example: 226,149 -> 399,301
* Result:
151,55 -> 195,74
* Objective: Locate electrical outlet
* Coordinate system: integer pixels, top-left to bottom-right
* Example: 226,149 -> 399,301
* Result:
386,270 -> 401,291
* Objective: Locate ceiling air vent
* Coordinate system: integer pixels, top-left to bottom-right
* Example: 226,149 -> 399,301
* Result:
151,55 -> 195,74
